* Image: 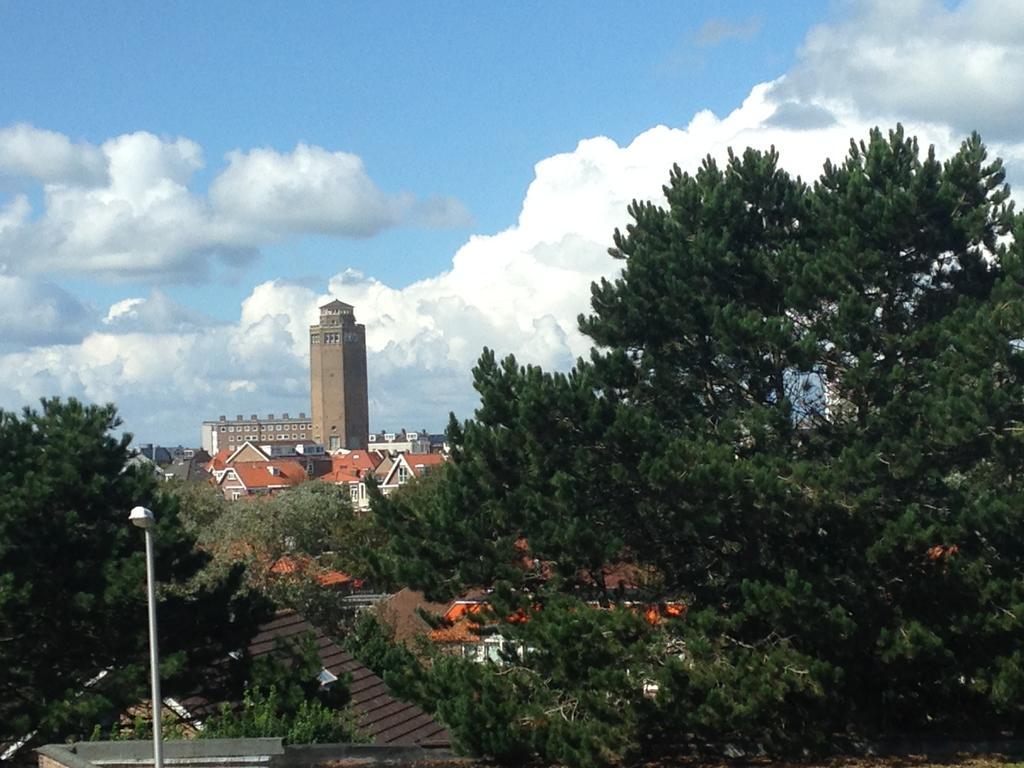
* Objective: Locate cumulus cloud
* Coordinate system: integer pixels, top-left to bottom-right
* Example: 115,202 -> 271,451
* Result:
0,276 -> 96,348
103,290 -> 214,333
209,143 -> 469,237
7,0 -> 1024,441
773,0 -> 1024,142
0,131 -> 250,280
0,123 -> 107,185
0,131 -> 469,281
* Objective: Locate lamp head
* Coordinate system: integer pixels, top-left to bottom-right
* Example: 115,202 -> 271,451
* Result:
129,506 -> 155,529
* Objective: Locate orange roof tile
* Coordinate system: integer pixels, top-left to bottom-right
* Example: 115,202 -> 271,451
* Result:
225,459 -> 306,490
407,453 -> 446,478
443,600 -> 485,622
333,451 -> 383,472
321,470 -> 358,484
429,615 -> 484,644
206,448 -> 233,471
269,555 -> 357,588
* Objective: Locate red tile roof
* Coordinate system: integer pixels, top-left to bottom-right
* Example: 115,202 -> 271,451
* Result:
224,460 -> 306,490
269,555 -> 359,588
334,451 -> 383,471
206,448 -> 233,472
321,450 -> 384,484
428,615 -> 484,644
321,467 -> 362,484
406,453 -> 446,478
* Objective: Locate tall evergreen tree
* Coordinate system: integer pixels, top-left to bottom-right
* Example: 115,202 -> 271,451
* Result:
0,398 -> 270,747
373,127 -> 1024,765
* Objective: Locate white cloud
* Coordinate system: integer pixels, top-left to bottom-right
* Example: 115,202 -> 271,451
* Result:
0,275 -> 95,348
0,130 -> 469,281
211,144 -> 406,237
103,290 -> 213,333
0,123 -> 106,185
773,0 -> 1024,141
6,0 -> 1024,441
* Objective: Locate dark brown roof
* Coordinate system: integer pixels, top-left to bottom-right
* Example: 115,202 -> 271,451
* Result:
177,611 -> 449,748
376,588 -> 448,645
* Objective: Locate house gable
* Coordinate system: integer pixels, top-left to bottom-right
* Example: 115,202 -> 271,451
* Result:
226,442 -> 271,464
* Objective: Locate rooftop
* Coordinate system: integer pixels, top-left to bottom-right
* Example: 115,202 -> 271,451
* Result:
36,738 -> 468,768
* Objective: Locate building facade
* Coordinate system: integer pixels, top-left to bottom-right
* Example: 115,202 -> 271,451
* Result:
200,413 -> 313,454
367,429 -> 431,454
309,300 -> 369,451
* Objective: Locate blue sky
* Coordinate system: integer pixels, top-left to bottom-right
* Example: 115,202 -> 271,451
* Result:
2,1 -> 1024,444
0,2 -> 819,301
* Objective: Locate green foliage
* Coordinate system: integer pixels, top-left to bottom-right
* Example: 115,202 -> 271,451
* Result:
0,398 -> 271,746
197,482 -> 384,631
202,685 -> 362,743
164,478 -> 230,535
88,714 -> 193,741
202,631 -> 364,744
373,127 -> 1024,765
342,610 -> 421,683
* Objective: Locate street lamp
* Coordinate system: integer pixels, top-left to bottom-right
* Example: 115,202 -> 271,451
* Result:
129,506 -> 162,768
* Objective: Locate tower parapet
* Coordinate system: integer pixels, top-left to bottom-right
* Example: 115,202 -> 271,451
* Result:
310,300 -> 369,450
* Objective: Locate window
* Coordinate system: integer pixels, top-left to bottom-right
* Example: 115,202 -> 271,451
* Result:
228,426 -> 234,432
398,465 -> 409,483
311,334 -> 320,344
219,426 -> 226,432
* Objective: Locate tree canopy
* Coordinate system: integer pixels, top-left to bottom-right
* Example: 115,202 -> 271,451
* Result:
372,127 -> 1024,766
190,481 -> 383,633
0,398 -> 271,746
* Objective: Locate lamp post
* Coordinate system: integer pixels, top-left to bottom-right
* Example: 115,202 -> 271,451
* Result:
129,506 -> 162,768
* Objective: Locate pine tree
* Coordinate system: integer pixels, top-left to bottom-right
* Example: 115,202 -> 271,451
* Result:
0,398 -> 271,746
372,127 -> 1024,764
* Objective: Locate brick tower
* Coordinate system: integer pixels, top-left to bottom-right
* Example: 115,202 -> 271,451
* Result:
309,300 -> 369,451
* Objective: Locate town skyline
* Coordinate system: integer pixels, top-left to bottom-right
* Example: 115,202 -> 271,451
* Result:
3,2 -> 1024,445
